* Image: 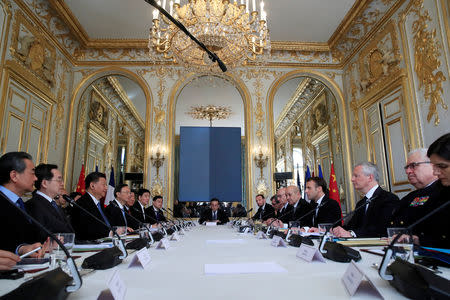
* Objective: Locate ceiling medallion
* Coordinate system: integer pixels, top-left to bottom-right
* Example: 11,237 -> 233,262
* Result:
149,0 -> 270,73
187,104 -> 232,126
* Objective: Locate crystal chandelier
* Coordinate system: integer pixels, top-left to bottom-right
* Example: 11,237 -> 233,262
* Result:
149,0 -> 270,73
187,105 -> 232,126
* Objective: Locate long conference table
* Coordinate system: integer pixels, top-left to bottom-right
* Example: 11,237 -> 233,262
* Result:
1,225 -> 449,299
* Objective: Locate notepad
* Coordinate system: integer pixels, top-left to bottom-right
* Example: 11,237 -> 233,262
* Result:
205,262 -> 287,275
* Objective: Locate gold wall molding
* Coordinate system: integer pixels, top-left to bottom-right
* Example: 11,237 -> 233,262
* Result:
0,0 -> 12,85
63,67 -> 152,188
54,59 -> 69,149
267,69 -> 355,210
12,0 -> 77,65
10,10 -> 57,88
409,0 -> 447,126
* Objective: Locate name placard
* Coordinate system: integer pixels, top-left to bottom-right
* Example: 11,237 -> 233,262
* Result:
128,247 -> 151,270
296,244 -> 326,263
206,222 -> 217,226
98,270 -> 126,300
170,232 -> 180,241
341,261 -> 383,299
256,231 -> 267,239
156,238 -> 170,250
271,235 -> 287,247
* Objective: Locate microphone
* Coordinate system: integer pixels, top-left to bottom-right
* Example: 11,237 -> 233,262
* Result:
1,192 -> 82,293
62,195 -> 127,259
116,206 -> 155,245
130,206 -> 168,238
166,207 -> 189,227
266,206 -> 294,236
379,199 -> 450,280
143,0 -> 227,72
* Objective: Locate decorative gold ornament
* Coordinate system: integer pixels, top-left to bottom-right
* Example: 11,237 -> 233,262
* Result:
411,0 -> 447,126
148,0 -> 270,73
254,149 -> 268,179
187,104 -> 231,126
151,148 -> 165,179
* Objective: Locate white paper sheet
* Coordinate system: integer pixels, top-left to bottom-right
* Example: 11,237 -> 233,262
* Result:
206,239 -> 246,245
204,262 -> 287,275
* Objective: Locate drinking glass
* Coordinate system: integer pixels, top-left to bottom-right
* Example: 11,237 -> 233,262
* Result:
387,227 -> 414,263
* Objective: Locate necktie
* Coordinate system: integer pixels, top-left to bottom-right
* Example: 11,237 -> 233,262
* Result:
156,210 -> 159,221
213,211 -> 217,220
51,200 -> 64,219
142,207 -> 145,221
16,197 -> 26,212
311,202 -> 318,225
17,197 -> 30,222
362,196 -> 369,214
97,202 -> 111,228
121,209 -> 127,227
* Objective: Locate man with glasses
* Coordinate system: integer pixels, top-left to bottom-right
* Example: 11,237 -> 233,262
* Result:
390,149 -> 439,231
26,164 -> 74,240
105,183 -> 135,230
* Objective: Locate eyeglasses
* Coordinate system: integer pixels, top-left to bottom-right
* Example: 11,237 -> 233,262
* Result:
48,178 -> 64,183
404,161 -> 431,170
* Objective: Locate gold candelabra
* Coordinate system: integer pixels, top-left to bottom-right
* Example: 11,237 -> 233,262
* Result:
151,149 -> 165,178
254,150 -> 268,179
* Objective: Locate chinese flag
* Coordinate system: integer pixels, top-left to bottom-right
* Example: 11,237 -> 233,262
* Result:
329,163 -> 343,224
76,164 -> 86,194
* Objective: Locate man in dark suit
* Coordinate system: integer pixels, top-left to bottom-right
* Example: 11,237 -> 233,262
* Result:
199,198 -> 229,225
286,185 -> 311,226
332,162 -> 399,238
145,195 -> 167,225
390,148 -> 439,230
301,177 -> 341,231
131,188 -> 151,223
71,172 -> 111,240
105,183 -> 134,229
252,194 -> 275,221
0,152 -> 45,257
26,164 -> 74,241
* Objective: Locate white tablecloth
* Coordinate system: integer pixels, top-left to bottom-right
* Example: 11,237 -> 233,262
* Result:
2,226 -> 448,299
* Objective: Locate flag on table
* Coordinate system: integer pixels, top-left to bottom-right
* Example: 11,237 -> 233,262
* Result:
76,164 -> 86,194
318,165 -> 323,178
329,163 -> 343,224
304,166 -> 311,201
104,167 -> 115,206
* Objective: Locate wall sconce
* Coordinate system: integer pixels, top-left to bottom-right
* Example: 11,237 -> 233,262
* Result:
151,147 -> 165,178
254,148 -> 268,179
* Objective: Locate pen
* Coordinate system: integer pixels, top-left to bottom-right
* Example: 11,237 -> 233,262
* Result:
19,246 -> 42,259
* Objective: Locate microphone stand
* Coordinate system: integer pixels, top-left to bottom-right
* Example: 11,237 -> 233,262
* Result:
117,206 -> 155,245
266,207 -> 293,236
379,200 -> 450,280
285,200 -> 326,242
319,196 -> 375,254
233,208 -> 253,226
63,195 -> 127,259
165,207 -> 186,227
3,193 -> 82,293
130,206 -> 168,237
161,207 -> 181,231
143,0 -> 227,72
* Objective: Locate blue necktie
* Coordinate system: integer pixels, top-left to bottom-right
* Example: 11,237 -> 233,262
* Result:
156,210 -> 159,221
97,202 -> 111,228
16,197 -> 26,212
121,210 -> 127,227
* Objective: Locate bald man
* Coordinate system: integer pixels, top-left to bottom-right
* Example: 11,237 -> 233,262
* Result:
285,185 -> 311,226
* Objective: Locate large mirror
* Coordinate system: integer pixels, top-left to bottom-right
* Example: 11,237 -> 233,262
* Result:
272,76 -> 347,212
69,75 -> 146,192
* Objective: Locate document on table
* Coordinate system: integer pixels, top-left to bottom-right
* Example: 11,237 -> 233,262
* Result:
205,262 -> 287,275
206,239 -> 246,245
73,243 -> 113,252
